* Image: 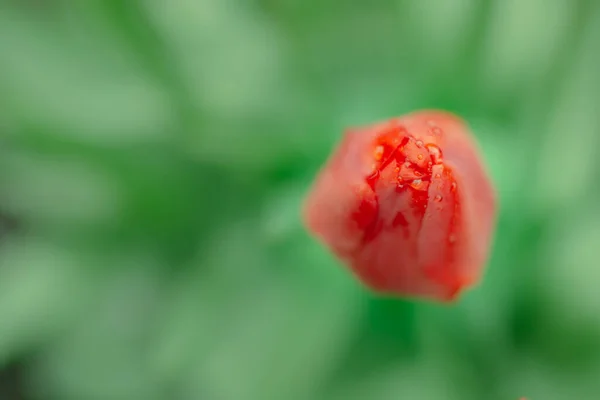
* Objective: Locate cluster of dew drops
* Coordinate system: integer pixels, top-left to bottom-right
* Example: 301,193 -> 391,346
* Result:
367,123 -> 455,207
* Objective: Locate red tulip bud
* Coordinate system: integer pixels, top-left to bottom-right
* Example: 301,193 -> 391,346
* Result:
303,111 -> 497,302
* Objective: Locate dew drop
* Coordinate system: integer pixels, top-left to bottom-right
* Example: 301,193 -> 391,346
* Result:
434,173 -> 441,179
451,182 -> 457,192
426,144 -> 443,164
415,140 -> 423,148
417,154 -> 424,160
434,194 -> 443,202
432,127 -> 442,135
374,145 -> 384,161
413,179 -> 422,185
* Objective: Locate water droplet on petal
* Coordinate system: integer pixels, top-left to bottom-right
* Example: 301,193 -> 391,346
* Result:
410,179 -> 427,191
374,145 -> 384,161
434,195 -> 442,202
426,144 -> 443,164
415,140 -> 423,148
451,182 -> 457,192
417,154 -> 424,160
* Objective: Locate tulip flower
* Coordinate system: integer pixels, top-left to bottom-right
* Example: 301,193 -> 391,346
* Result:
303,111 -> 497,302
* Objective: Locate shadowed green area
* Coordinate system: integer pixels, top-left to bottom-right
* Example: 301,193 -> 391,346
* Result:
1,1 -> 600,399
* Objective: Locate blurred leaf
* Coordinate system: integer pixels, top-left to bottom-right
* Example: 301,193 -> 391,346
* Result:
0,237 -> 93,362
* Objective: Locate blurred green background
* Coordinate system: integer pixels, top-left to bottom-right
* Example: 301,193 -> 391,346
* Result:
1,1 -> 600,399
